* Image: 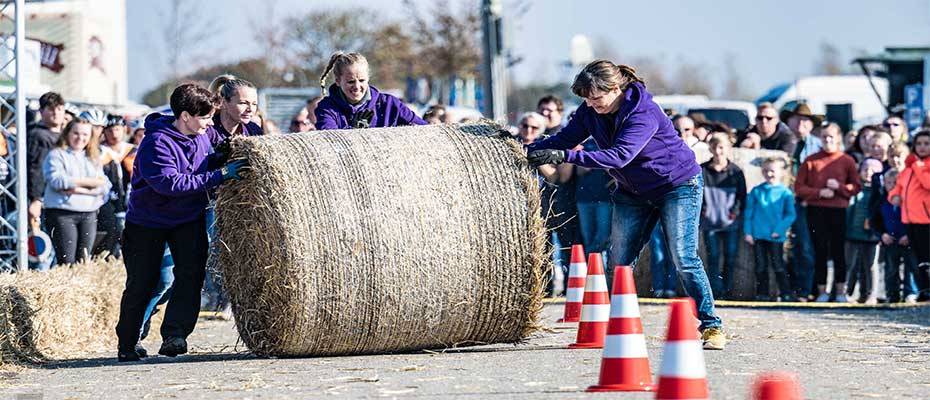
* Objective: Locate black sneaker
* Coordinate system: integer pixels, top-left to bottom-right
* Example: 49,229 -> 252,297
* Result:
117,347 -> 142,362
135,344 -> 148,358
158,337 -> 188,357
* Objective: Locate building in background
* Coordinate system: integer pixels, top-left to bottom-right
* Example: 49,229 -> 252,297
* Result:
0,0 -> 128,106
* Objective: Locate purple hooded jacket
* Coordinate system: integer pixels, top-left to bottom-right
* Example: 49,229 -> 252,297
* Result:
126,114 -> 224,229
315,84 -> 426,130
528,82 -> 700,200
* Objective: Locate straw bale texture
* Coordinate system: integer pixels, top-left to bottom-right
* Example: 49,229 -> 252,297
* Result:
216,123 -> 546,357
0,258 -> 138,366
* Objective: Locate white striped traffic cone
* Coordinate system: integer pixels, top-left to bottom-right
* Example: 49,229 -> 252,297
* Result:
587,265 -> 654,392
558,244 -> 587,323
568,252 -> 609,349
655,298 -> 709,400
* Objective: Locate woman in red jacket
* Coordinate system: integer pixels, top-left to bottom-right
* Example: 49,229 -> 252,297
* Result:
795,123 -> 861,302
889,129 -> 930,299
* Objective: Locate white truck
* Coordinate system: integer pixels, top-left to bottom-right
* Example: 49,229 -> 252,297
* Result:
755,75 -> 889,129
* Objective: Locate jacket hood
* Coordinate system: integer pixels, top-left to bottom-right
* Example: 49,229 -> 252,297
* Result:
617,82 -> 650,120
143,113 -> 190,142
327,83 -> 382,115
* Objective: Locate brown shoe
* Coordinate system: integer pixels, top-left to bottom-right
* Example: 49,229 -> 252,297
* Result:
700,327 -> 726,350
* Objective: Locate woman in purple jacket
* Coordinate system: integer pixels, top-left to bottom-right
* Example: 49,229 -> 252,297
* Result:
209,74 -> 264,140
114,84 -> 246,362
527,60 -> 725,350
315,52 -> 426,130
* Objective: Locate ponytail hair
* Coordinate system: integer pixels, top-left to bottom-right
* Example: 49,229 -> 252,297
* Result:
320,51 -> 369,96
209,74 -> 256,101
571,59 -> 645,98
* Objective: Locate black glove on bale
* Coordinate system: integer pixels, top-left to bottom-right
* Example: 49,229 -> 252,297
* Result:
350,109 -> 375,129
214,138 -> 232,164
526,149 -> 566,168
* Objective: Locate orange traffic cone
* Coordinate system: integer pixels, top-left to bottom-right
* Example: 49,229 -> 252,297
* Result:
558,244 -> 587,323
587,265 -> 654,392
655,298 -> 709,400
568,252 -> 609,349
751,371 -> 802,400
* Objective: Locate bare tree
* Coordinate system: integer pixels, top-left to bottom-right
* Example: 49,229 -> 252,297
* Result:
160,0 -> 220,81
282,8 -> 376,88
364,23 -> 417,90
814,42 -> 844,75
720,53 -> 750,100
672,58 -> 712,96
403,0 -> 481,80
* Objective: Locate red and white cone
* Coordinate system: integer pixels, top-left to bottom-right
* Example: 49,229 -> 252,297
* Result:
587,265 -> 654,392
558,244 -> 587,323
568,252 -> 609,349
655,298 -> 709,400
751,371 -> 802,400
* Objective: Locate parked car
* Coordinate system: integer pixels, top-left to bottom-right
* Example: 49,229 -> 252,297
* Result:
687,101 -> 757,132
755,75 -> 889,129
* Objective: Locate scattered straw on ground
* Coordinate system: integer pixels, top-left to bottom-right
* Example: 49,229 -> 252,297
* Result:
216,123 -> 547,357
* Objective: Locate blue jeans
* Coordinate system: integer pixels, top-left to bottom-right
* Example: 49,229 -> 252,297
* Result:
140,245 -> 175,340
703,228 -> 738,298
649,225 -> 677,295
577,201 -> 612,258
883,243 -> 919,301
790,203 -> 815,297
608,174 -> 721,330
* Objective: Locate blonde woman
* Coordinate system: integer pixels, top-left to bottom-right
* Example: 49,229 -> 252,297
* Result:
42,117 -> 110,265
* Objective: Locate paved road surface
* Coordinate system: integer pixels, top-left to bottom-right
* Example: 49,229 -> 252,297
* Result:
2,302 -> 928,399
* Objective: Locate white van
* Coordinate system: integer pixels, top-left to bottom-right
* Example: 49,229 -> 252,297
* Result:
755,75 -> 889,129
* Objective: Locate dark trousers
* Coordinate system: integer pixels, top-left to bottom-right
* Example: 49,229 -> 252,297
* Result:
753,240 -> 791,297
115,219 -> 208,349
883,243 -> 919,302
905,224 -> 930,295
93,201 -> 122,258
807,206 -> 847,286
44,208 -> 97,265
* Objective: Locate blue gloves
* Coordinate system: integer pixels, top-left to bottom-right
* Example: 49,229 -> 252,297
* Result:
222,159 -> 248,181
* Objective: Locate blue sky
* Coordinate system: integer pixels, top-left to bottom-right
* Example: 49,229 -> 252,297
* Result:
127,0 -> 930,102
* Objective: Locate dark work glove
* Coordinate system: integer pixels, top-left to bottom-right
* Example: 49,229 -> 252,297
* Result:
349,109 -> 375,129
527,149 -> 566,168
221,159 -> 249,181
213,138 -> 232,165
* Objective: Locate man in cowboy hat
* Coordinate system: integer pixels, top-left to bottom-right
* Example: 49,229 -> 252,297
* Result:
783,103 -> 824,168
782,102 -> 824,302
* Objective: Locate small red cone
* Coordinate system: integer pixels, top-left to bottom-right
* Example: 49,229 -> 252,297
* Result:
655,298 -> 709,400
558,244 -> 587,323
568,252 -> 609,349
752,371 -> 802,400
587,265 -> 655,392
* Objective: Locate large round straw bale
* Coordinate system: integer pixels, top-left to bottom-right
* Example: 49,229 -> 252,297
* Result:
216,123 -> 546,357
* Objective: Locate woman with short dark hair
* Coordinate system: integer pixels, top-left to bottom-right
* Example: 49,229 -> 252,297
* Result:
114,83 -> 246,362
527,59 -> 725,350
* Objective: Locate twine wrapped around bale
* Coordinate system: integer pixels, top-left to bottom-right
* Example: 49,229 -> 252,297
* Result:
0,258 -> 140,366
216,123 -> 547,357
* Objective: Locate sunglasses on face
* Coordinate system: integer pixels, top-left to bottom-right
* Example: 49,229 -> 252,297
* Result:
884,122 -> 902,127
756,115 -> 775,121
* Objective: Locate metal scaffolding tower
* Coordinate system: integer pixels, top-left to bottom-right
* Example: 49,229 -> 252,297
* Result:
0,0 -> 28,271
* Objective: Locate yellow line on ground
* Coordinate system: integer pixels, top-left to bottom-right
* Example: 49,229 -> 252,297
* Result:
542,296 -> 929,310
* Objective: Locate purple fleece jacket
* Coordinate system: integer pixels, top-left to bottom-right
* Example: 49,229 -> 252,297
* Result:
527,82 -> 700,200
126,114 -> 224,229
315,84 -> 426,130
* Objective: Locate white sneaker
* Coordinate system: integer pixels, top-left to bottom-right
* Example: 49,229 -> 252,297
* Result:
834,294 -> 849,303
864,297 -> 878,305
905,294 -> 918,304
815,293 -> 830,303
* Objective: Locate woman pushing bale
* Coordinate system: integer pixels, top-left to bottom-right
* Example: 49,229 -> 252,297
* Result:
215,123 -> 546,356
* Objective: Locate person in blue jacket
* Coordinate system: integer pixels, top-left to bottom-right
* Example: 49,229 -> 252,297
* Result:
526,60 -> 725,350
114,83 -> 246,362
315,51 -> 426,130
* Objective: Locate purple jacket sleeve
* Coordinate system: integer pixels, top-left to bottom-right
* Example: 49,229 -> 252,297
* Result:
564,109 -> 658,170
395,100 -> 427,126
139,138 -> 224,197
526,115 -> 588,152
315,106 -> 342,130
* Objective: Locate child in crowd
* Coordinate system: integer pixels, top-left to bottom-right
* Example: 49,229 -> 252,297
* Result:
845,159 -> 883,304
744,157 -> 796,301
701,133 -> 747,299
889,130 -> 930,300
873,169 -> 919,303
